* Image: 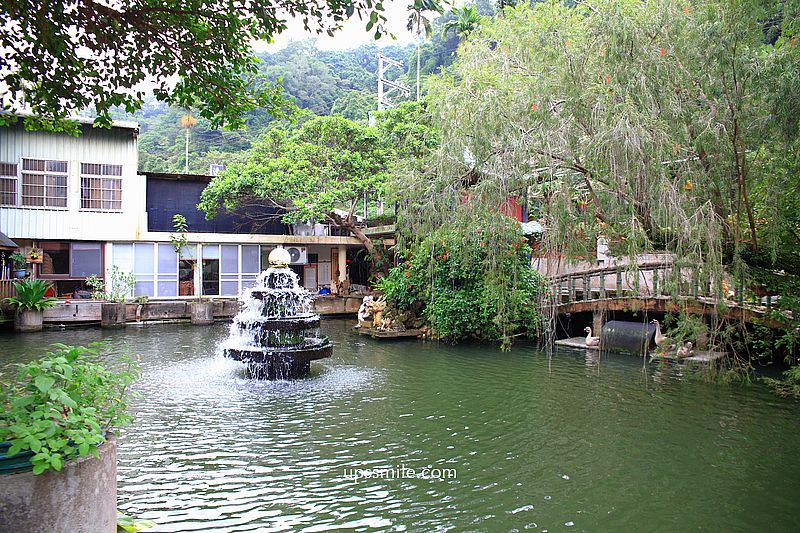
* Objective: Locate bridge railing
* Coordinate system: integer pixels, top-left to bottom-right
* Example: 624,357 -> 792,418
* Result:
547,261 -> 772,310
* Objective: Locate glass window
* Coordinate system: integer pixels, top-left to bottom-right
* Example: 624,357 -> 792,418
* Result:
220,281 -> 238,296
21,158 -> 68,207
0,162 -> 17,206
80,163 -> 122,210
180,244 -> 197,260
202,245 -> 219,259
157,244 -> 177,273
112,243 -> 133,272
242,245 -> 260,273
179,259 -> 197,296
221,245 -> 238,273
134,243 -> 154,273
135,281 -> 154,297
70,242 -> 103,277
157,280 -> 177,297
40,242 -> 70,276
156,244 -> 178,297
202,258 -> 219,296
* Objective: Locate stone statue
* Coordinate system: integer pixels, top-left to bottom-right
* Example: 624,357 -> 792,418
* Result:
356,296 -> 387,329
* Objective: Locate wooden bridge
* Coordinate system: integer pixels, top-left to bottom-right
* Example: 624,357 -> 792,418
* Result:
544,260 -> 782,326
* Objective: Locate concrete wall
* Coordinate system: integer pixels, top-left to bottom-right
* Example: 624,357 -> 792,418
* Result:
0,436 -> 117,533
40,296 -> 363,324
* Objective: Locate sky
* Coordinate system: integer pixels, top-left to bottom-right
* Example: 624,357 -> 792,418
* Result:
257,0 -> 459,52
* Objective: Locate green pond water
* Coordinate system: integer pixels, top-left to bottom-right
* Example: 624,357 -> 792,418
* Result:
1,319 -> 799,532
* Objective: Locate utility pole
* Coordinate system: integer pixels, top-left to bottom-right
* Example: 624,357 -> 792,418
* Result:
185,127 -> 189,174
180,112 -> 197,174
377,52 -> 410,111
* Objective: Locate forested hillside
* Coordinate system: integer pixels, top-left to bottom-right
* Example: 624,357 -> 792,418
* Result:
135,42 -> 414,174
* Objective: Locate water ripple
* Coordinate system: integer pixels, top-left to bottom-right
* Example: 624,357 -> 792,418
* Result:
2,320 -> 799,531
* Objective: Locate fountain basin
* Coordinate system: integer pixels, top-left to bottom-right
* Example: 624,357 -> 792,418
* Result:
225,343 -> 332,379
221,259 -> 333,379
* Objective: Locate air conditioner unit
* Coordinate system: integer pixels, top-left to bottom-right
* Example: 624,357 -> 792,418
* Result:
285,246 -> 308,265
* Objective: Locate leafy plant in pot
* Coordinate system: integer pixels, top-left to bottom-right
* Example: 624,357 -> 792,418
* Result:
4,279 -> 58,332
0,343 -> 139,531
9,252 -> 28,279
86,266 -> 136,328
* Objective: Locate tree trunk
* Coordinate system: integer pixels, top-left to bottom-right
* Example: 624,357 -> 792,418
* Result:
328,211 -> 385,272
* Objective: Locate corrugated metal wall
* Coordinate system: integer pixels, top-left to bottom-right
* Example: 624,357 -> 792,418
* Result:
0,122 -> 143,241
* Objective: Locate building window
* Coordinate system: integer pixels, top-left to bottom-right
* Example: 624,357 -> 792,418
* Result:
39,241 -> 103,278
81,163 -> 122,210
112,243 -> 272,298
21,158 -> 68,207
113,242 -> 179,298
0,162 -> 18,205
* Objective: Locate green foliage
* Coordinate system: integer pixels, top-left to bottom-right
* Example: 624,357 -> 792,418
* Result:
407,0 -> 445,39
8,253 -> 27,269
331,90 -> 378,122
170,214 -> 189,255
4,279 -> 58,311
86,267 -> 136,303
117,511 -> 156,532
0,343 -> 139,475
1,0 -> 390,130
378,211 -> 546,346
199,115 -> 389,258
764,364 -> 800,400
422,0 -> 798,263
442,5 -> 482,39
131,42 -> 413,174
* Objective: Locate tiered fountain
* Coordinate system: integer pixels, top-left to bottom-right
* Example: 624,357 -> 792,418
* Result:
223,248 -> 332,379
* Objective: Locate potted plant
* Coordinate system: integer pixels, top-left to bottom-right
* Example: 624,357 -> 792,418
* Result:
4,279 -> 59,332
86,266 -> 136,328
0,343 -> 138,531
190,296 -> 215,326
9,252 -> 28,279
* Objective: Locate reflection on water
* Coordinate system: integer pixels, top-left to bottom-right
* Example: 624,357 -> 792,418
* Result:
1,320 -> 799,531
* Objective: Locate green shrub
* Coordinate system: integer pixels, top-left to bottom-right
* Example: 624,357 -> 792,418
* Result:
377,213 -> 547,346
4,279 -> 58,311
0,343 -> 139,474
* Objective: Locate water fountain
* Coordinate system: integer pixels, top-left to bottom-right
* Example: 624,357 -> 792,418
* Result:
222,248 -> 332,379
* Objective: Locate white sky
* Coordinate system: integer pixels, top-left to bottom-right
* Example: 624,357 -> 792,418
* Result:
257,0 -> 459,52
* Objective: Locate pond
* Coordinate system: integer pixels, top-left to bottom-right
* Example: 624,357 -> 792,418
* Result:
1,319 -> 799,531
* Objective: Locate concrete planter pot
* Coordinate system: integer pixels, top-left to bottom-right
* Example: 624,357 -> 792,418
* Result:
0,436 -> 117,533
14,309 -> 43,332
190,301 -> 215,325
100,302 -> 126,328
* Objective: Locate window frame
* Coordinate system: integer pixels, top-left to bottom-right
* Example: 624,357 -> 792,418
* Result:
38,241 -> 104,280
20,158 -> 69,209
0,162 -> 19,206
79,162 -> 123,211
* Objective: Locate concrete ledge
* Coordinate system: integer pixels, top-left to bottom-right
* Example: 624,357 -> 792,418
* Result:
312,294 -> 363,315
41,295 -> 361,325
0,436 -> 117,533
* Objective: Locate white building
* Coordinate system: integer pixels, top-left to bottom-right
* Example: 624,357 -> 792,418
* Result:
0,117 -> 362,299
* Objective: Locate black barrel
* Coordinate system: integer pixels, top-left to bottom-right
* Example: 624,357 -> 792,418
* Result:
601,320 -> 656,354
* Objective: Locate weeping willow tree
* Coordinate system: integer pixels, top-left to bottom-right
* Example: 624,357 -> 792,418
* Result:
389,0 -> 800,357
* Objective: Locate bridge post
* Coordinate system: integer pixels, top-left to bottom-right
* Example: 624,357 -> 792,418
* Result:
593,310 -> 604,338
600,270 -> 606,298
653,267 -> 659,296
